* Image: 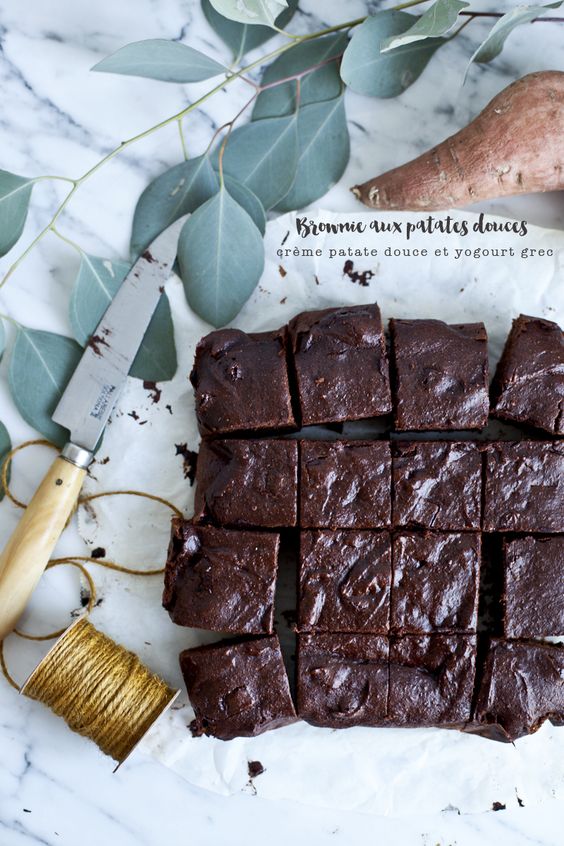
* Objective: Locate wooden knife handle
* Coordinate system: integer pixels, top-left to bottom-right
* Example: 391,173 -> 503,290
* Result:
0,454 -> 88,641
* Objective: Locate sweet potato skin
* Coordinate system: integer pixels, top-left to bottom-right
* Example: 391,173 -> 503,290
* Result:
352,71 -> 564,211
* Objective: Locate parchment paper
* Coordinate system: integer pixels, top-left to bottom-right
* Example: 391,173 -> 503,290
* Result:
77,210 -> 564,816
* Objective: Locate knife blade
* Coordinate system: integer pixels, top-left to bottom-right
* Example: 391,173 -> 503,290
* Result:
0,215 -> 188,640
52,214 -> 188,454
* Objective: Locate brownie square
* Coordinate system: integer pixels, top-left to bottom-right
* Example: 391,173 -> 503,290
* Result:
163,520 -> 279,635
392,441 -> 482,530
389,635 -> 476,726
483,441 -> 564,533
288,304 -> 392,426
503,536 -> 564,638
190,328 -> 295,436
297,633 -> 389,728
474,639 -> 564,742
298,530 -> 392,633
300,440 -> 391,529
391,532 -> 480,634
180,635 -> 297,740
390,319 -> 489,431
194,439 -> 298,528
492,314 -> 564,436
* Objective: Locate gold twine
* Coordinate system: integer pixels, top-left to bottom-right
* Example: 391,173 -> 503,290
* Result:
21,617 -> 177,764
0,440 -> 183,758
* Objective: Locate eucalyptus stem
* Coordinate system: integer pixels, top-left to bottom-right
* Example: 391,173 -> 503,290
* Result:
0,183 -> 78,289
177,118 -> 189,161
33,174 -> 77,186
51,227 -> 84,255
460,10 -> 564,22
217,89 -> 259,183
0,312 -> 20,329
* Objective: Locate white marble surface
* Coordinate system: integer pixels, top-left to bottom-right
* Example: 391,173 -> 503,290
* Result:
0,1 -> 563,844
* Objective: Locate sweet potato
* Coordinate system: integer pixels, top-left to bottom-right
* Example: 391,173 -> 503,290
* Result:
352,71 -> 564,211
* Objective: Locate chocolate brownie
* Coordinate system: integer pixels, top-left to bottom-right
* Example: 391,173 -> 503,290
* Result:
288,304 -> 392,426
297,633 -> 389,728
180,635 -> 297,740
300,440 -> 392,529
163,520 -> 279,634
503,536 -> 564,638
190,328 -> 295,436
298,530 -> 392,633
474,638 -> 564,742
492,314 -> 564,436
389,635 -> 476,727
391,532 -> 480,634
483,441 -> 564,533
390,319 -> 489,430
194,439 -> 298,528
392,441 -> 482,530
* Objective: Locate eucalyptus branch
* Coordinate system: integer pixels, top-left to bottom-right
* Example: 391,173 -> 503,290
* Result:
0,0 -> 560,293
0,25 -> 345,289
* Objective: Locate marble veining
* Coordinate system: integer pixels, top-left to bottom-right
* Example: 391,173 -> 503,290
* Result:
0,1 -> 563,843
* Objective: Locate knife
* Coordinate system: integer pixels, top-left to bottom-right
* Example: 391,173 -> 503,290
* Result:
0,216 -> 188,640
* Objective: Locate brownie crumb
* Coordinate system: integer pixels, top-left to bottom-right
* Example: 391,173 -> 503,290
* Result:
343,259 -> 374,287
91,547 -> 106,559
175,443 -> 198,485
143,380 -> 162,404
492,801 -> 506,812
278,265 -> 287,278
248,760 -> 265,779
189,718 -> 207,738
87,334 -> 109,356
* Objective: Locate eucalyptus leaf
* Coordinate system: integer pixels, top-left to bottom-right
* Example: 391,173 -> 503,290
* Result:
469,2 -> 563,65
340,11 -> 445,98
131,155 -> 218,256
253,33 -> 348,120
382,0 -> 468,51
0,420 -> 11,501
8,328 -> 83,446
201,0 -> 297,62
222,174 -> 266,234
69,254 -> 177,382
275,95 -> 349,212
209,0 -> 288,28
0,319 -> 5,361
0,170 -> 34,257
178,187 -> 264,326
219,113 -> 299,209
92,39 -> 226,82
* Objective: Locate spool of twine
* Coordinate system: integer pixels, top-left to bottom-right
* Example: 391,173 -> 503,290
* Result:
21,617 -> 178,765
